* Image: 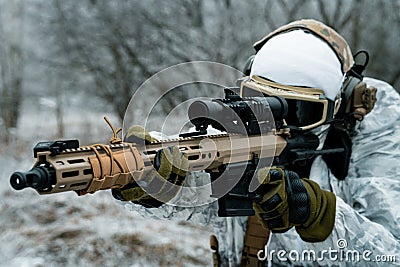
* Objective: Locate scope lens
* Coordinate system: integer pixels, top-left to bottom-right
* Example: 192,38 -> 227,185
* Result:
188,101 -> 210,120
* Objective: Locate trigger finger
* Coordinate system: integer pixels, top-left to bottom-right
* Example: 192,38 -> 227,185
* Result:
269,168 -> 284,182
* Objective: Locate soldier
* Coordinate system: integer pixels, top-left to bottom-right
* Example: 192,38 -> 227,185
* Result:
113,19 -> 400,266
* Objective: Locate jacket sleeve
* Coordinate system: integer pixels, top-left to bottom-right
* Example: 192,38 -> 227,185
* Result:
267,78 -> 400,266
122,171 -> 220,226
267,195 -> 400,266
345,78 -> 400,242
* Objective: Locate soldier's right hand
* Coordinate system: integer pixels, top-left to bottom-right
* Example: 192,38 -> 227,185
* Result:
254,167 -> 336,242
112,125 -> 188,208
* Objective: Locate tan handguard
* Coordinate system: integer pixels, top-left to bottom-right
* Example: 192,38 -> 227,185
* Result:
85,144 -> 145,194
31,143 -> 146,195
29,133 -> 286,196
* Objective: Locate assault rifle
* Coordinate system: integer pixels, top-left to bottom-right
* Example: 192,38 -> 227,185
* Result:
10,87 -> 343,217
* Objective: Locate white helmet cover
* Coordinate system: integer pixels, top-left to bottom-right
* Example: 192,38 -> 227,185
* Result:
250,30 -> 344,101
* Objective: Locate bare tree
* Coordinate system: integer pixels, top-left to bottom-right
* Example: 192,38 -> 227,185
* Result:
45,0 -> 158,123
42,0 -> 267,122
263,0 -> 400,90
0,0 -> 25,144
34,0 -> 400,129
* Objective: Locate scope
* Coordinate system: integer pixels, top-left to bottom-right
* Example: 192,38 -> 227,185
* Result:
10,166 -> 55,191
188,94 -> 288,135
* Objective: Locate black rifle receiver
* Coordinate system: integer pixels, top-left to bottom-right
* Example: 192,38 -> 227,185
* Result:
187,87 -> 343,217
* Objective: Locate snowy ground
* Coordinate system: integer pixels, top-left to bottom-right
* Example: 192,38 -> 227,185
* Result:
0,97 -> 213,267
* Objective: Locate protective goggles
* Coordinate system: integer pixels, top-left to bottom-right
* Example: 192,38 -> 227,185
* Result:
240,76 -> 335,131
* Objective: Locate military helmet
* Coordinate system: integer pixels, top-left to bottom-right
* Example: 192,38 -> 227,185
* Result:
253,19 -> 354,73
244,19 -> 376,133
244,19 -> 355,131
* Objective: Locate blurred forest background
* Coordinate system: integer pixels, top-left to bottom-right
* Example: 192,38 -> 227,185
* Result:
1,0 -> 400,144
0,1 -> 399,266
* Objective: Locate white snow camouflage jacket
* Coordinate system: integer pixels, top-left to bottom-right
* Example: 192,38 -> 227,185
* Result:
124,78 -> 400,266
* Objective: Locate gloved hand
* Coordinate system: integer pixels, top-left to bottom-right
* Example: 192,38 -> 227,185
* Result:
253,167 -> 336,242
124,125 -> 158,144
112,125 -> 188,208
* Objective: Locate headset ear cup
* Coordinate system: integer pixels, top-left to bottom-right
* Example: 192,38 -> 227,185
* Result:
340,76 -> 362,114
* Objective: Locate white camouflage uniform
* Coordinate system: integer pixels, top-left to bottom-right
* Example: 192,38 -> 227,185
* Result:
124,77 -> 400,266
124,19 -> 400,266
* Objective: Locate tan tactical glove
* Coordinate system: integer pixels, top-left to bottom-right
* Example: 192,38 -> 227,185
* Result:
112,125 -> 188,208
124,125 -> 158,144
254,167 -> 336,242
